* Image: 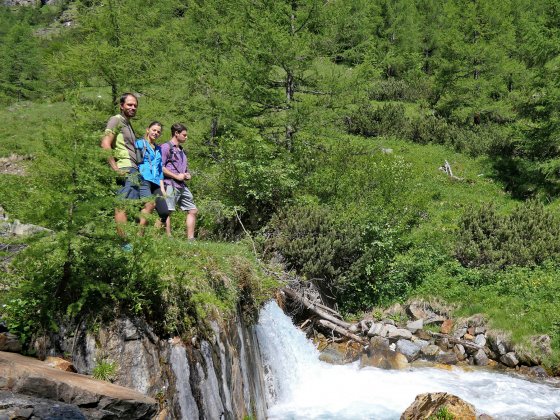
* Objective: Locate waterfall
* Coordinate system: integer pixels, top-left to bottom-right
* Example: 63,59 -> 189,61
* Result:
256,300 -> 560,420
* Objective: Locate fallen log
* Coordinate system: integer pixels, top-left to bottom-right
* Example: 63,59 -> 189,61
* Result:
281,287 -> 352,330
318,319 -> 368,346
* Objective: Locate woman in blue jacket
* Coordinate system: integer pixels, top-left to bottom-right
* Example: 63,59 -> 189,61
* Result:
136,121 -> 169,230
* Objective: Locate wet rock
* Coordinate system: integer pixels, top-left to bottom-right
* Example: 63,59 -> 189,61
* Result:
500,352 -> 519,368
388,328 -> 413,341
396,340 -> 421,362
440,319 -> 453,334
0,332 -> 22,353
435,352 -> 458,365
367,323 -> 383,337
474,349 -> 489,366
319,341 -> 362,365
360,347 -> 409,370
478,414 -> 494,420
518,365 -> 548,379
406,319 -> 423,333
400,392 -> 476,420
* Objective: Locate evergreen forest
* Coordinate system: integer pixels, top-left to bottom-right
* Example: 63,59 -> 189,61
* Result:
1,0 -> 560,371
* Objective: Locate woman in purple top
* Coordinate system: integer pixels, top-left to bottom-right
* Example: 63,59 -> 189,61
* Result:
160,123 -> 198,239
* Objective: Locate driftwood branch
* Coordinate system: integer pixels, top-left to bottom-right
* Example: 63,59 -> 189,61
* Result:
281,287 -> 351,330
318,319 -> 368,345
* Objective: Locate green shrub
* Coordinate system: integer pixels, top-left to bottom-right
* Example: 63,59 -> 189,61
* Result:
264,205 -> 361,299
456,200 -> 560,269
345,103 -> 410,138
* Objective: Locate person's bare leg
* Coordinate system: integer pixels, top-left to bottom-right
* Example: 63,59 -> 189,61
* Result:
165,215 -> 172,237
139,202 -> 156,236
185,209 -> 198,239
115,208 -> 127,238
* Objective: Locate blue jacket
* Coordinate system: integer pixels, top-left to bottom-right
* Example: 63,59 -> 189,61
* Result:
135,139 -> 163,185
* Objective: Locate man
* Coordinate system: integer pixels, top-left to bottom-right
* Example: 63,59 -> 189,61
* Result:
161,123 -> 198,239
100,93 -> 139,237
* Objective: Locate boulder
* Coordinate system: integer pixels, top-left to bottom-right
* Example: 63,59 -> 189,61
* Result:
0,391 -> 85,420
367,323 -> 383,337
406,301 -> 446,324
474,349 -> 489,366
380,324 -> 398,338
388,328 -> 413,341
474,334 -> 486,347
396,340 -> 421,362
360,347 -> 409,370
0,332 -> 22,353
370,336 -> 390,350
0,351 -> 157,419
420,345 -> 441,360
500,352 -> 519,368
453,344 -> 467,361
319,341 -> 362,365
487,333 -> 510,356
453,327 -> 467,339
435,352 -> 458,365
406,319 -> 423,333
411,338 -> 429,349
400,392 -> 476,420
518,365 -> 548,379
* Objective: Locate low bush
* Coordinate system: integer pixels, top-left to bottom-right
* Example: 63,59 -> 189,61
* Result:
456,200 -> 560,269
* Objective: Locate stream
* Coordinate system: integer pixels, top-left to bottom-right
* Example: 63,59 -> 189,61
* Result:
255,301 -> 560,419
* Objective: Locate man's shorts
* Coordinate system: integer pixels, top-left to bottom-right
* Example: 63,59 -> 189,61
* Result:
164,185 -> 197,212
139,179 -> 162,199
116,167 -> 140,200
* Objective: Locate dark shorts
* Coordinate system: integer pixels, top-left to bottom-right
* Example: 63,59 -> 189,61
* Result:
139,179 -> 170,222
116,167 -> 140,200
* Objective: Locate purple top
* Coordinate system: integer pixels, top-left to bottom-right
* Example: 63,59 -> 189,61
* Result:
160,141 -> 189,189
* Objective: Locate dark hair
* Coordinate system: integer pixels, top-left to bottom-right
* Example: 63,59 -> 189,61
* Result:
171,123 -> 188,136
119,92 -> 138,105
148,121 -> 162,129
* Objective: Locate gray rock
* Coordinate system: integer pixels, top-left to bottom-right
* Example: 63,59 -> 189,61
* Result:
395,339 -> 421,362
500,352 -> 519,368
411,338 -> 429,349
349,324 -> 359,333
453,327 -> 467,339
453,344 -> 466,361
123,319 -> 140,341
474,334 -> 486,347
10,220 -> 52,236
370,336 -> 390,350
406,319 -> 423,333
0,391 -> 85,420
382,319 -> 396,326
435,336 -> 450,351
421,345 -> 441,359
380,324 -> 397,337
388,328 -> 413,341
367,323 -> 383,337
474,349 -> 489,366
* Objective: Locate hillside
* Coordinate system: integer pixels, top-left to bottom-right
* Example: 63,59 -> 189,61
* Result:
1,0 -> 560,372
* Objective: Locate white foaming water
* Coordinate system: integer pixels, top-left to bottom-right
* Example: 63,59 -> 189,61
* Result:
256,301 -> 560,420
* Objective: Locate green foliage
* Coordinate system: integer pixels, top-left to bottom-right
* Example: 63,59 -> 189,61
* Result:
428,407 -> 455,420
456,200 -> 560,269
